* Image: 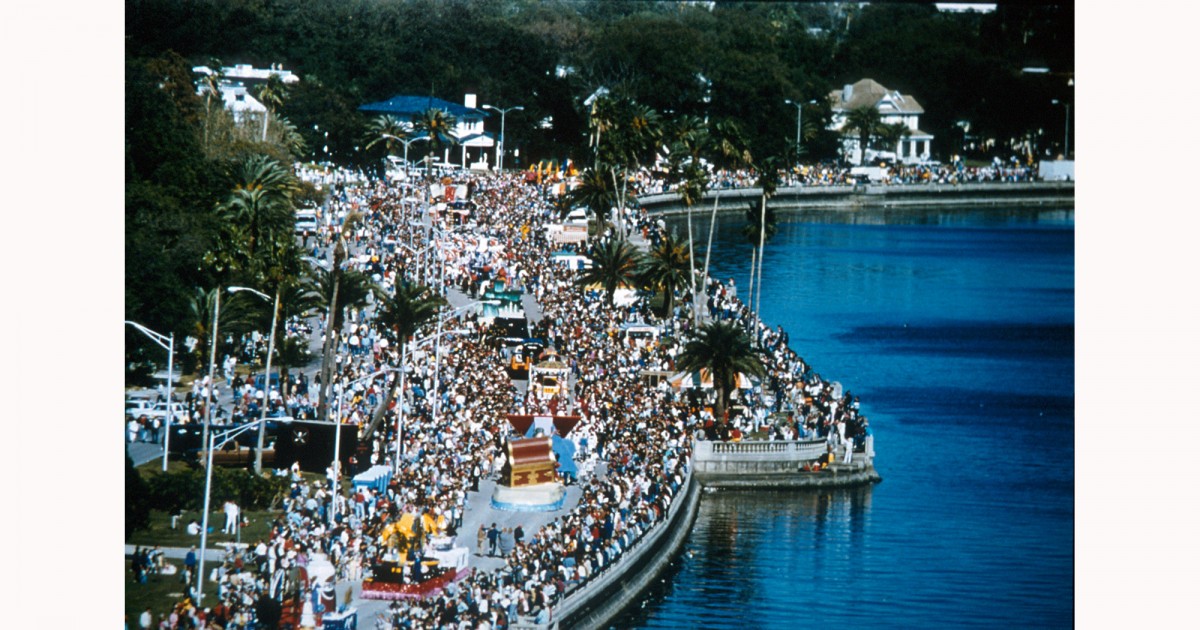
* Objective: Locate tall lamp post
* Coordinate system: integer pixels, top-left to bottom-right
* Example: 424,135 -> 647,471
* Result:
1052,98 -> 1071,159
125,321 -> 175,471
393,327 -> 472,473
201,287 -> 226,483
482,104 -> 523,172
379,133 -> 429,178
785,99 -> 816,162
228,286 -> 280,475
195,419 -> 265,606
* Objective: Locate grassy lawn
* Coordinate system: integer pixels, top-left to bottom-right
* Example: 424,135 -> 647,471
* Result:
129,509 -> 279,549
124,557 -> 190,626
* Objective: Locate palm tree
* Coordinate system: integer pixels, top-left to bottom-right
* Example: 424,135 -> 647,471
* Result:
742,198 -> 777,316
751,155 -> 782,319
843,106 -> 882,165
701,119 -> 752,299
187,287 -> 260,369
675,320 -> 766,421
276,117 -> 308,160
593,98 -> 662,236
567,165 -> 615,232
588,95 -> 613,166
307,213 -> 366,421
364,115 -> 408,156
639,228 -> 691,318
666,114 -> 713,323
877,122 -> 912,160
256,73 -> 288,143
217,155 -> 298,273
200,61 -> 225,153
413,108 -> 458,167
361,281 -> 446,440
576,237 -> 642,308
305,265 -> 377,335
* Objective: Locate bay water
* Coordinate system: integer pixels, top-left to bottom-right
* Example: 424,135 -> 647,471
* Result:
614,207 -> 1074,628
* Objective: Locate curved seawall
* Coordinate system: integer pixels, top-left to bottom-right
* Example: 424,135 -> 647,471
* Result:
552,468 -> 702,630
638,181 -> 1074,216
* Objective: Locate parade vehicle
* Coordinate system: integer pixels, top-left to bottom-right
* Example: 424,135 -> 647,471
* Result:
505,339 -> 546,377
530,352 -> 570,399
619,321 -> 662,349
485,315 -> 531,350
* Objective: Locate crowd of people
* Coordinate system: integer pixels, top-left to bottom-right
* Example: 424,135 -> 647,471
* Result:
130,163 -> 872,629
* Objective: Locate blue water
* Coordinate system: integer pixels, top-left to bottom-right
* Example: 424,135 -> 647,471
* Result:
615,207 -> 1074,629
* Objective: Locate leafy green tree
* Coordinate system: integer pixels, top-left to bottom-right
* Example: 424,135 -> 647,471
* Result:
362,281 -> 446,440
576,237 -> 642,308
639,229 -> 691,317
676,320 -> 766,420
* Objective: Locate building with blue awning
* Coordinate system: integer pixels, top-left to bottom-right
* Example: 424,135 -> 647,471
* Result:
359,94 -> 496,169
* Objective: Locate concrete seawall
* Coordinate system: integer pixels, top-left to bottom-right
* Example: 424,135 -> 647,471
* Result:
638,181 -> 1074,217
551,469 -> 702,630
536,444 -> 878,628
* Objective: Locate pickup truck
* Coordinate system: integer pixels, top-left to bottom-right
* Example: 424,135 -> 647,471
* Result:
127,400 -> 187,423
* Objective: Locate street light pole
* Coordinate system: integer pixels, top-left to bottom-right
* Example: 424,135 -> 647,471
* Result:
125,321 -> 175,471
785,99 -> 816,163
195,420 -> 264,606
393,327 -> 471,474
202,288 -> 222,483
1051,99 -> 1071,159
229,286 -> 279,475
482,104 -> 524,172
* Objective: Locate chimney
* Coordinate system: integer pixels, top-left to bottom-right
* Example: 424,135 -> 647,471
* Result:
464,93 -> 477,109
842,84 -> 854,104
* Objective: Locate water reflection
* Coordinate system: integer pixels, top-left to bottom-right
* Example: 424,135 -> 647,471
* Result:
613,486 -> 876,629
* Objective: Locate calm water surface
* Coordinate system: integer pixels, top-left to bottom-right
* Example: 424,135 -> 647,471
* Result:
613,207 -> 1074,629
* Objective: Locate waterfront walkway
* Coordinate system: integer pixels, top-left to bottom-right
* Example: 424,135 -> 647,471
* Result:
126,169 -> 877,629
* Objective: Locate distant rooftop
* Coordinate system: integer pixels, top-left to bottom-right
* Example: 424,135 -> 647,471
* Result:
935,3 -> 996,13
359,95 -> 486,119
192,63 -> 300,84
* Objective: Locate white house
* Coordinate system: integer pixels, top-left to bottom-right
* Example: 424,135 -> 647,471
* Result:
828,78 -> 934,165
192,63 -> 299,125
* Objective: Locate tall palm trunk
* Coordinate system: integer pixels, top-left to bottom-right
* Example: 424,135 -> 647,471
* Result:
701,192 -> 722,320
261,109 -> 271,143
686,204 -> 696,324
755,194 -> 768,338
317,271 -> 340,422
747,247 -> 757,314
363,340 -> 404,440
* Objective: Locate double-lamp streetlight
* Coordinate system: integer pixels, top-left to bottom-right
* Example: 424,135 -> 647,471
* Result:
482,104 -> 523,172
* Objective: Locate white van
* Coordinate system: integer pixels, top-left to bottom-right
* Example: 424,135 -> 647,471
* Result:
295,208 -> 319,234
